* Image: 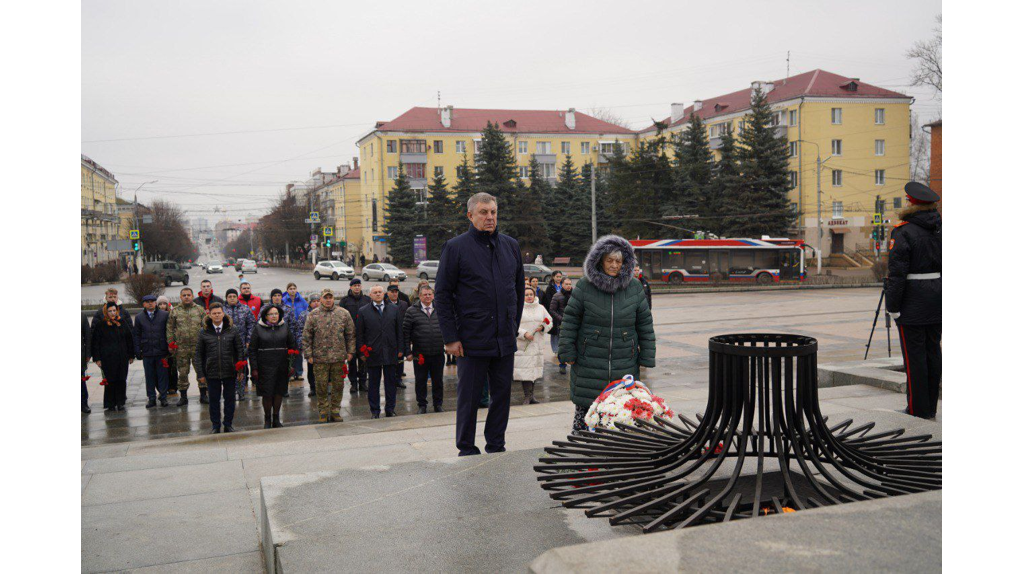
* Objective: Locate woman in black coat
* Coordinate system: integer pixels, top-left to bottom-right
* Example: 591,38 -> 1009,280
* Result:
249,304 -> 297,428
91,302 -> 135,411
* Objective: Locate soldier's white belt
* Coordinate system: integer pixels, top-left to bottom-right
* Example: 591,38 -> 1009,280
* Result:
907,273 -> 940,280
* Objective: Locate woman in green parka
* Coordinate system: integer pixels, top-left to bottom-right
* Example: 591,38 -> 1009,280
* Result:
558,235 -> 656,432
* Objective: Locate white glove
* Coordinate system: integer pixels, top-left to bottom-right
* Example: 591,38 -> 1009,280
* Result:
887,311 -> 901,320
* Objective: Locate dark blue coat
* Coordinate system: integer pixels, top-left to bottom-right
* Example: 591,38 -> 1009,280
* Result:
133,308 -> 170,358
357,302 -> 402,367
434,224 -> 525,357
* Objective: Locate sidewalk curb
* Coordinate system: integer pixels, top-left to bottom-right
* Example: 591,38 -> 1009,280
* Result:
651,282 -> 883,295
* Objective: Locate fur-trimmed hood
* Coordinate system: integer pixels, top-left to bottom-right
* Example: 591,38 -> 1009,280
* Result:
898,203 -> 941,232
583,235 -> 638,293
203,314 -> 232,331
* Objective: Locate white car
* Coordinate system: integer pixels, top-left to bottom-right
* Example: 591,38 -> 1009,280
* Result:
416,260 -> 439,280
361,263 -> 406,282
240,259 -> 258,274
314,260 -> 355,281
207,264 -> 224,274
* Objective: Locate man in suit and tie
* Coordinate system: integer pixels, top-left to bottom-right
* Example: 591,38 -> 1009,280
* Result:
357,285 -> 403,418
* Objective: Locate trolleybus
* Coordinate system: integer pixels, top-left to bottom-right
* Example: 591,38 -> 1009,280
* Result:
631,238 -> 807,284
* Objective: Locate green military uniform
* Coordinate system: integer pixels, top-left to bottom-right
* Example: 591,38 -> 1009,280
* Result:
303,293 -> 357,421
167,302 -> 207,392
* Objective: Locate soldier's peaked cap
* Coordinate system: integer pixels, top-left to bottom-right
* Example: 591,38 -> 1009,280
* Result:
904,181 -> 940,203
321,288 -> 335,298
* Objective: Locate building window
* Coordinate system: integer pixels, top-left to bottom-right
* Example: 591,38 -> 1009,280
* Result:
518,166 -> 529,178
789,110 -> 797,126
832,201 -> 844,218
789,141 -> 798,157
561,142 -> 571,154
369,143 -> 374,156
832,170 -> 843,187
407,163 -> 425,179
540,163 -> 556,179
875,108 -> 886,124
455,141 -> 466,154
770,111 -> 782,126
831,108 -> 842,124
788,171 -> 798,189
474,140 -> 484,154
517,141 -> 528,154
893,197 -> 903,209
434,166 -> 444,177
790,202 -> 799,213
581,141 -> 591,155
536,141 -> 552,154
456,165 -> 467,178
387,166 -> 398,180
875,169 -> 886,185
400,140 -> 426,153
831,139 -> 842,156
433,140 -> 443,154
387,140 -> 397,153
600,142 -> 618,154
875,139 -> 886,156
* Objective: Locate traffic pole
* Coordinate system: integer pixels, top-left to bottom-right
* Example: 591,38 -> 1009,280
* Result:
590,164 -> 597,244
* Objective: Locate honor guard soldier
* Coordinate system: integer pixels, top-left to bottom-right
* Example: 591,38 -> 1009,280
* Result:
885,181 -> 941,419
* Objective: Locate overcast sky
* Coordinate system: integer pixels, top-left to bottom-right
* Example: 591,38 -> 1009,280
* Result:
82,0 -> 942,222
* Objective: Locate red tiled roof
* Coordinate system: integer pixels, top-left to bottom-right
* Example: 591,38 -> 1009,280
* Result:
645,69 -> 911,132
343,167 -> 360,179
375,107 -> 636,135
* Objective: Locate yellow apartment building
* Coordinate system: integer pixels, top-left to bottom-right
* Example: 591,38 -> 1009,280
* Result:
640,69 -> 913,257
355,106 -> 635,261
81,154 -> 121,266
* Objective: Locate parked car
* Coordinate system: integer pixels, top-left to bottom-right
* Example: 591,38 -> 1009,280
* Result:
257,260 -> 270,268
207,264 -> 224,274
143,261 -> 189,286
181,262 -> 192,269
361,263 -> 407,282
239,259 -> 257,274
416,260 -> 439,280
523,264 -> 553,282
314,260 -> 355,281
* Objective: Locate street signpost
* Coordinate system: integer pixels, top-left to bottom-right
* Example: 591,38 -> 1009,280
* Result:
129,229 -> 140,240
323,226 -> 333,237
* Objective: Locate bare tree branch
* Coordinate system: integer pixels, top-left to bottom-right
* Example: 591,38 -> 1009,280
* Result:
909,112 -> 931,183
907,15 -> 942,96
587,107 -> 631,128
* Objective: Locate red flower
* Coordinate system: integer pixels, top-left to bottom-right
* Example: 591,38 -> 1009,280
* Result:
234,360 -> 248,372
82,375 -> 91,382
543,317 -> 550,325
360,345 -> 373,358
287,349 -> 300,356
168,342 -> 179,351
342,364 -> 349,376
160,358 -> 169,368
417,354 -> 425,365
99,378 -> 108,386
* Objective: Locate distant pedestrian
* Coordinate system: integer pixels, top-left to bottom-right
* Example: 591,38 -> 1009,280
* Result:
387,285 -> 410,386
339,279 -> 371,394
558,235 -> 656,433
133,294 -> 170,408
92,288 -> 131,329
357,285 -> 403,418
548,277 -> 573,375
360,254 -> 366,267
297,294 -> 320,397
403,284 -> 445,413
544,271 -> 564,309
156,296 -> 178,394
81,314 -> 91,414
635,265 -> 652,310
514,288 -> 552,405
303,288 -> 356,422
196,279 -> 225,312
194,302 -> 245,433
534,254 -> 543,265
166,287 -> 207,405
388,277 -> 411,305
238,281 -> 262,319
92,302 -> 135,412
249,304 -> 296,428
434,192 -> 525,456
283,283 -> 309,382
529,276 -> 548,308
224,288 -> 255,400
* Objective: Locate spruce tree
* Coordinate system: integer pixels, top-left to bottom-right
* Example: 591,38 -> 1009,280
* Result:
734,87 -> 794,237
620,139 -> 673,239
450,154 -> 475,235
555,155 -> 591,263
425,171 -> 453,259
383,164 -> 419,266
528,157 -> 558,247
711,128 -> 743,237
603,144 -> 633,237
673,113 -> 715,231
510,174 -> 549,260
473,122 -> 517,201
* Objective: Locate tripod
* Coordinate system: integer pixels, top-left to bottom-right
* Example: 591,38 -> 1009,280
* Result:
864,279 -> 892,360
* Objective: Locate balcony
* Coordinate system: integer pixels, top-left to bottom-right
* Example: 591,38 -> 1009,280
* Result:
400,152 -> 427,164
533,153 -> 556,164
772,125 -> 789,139
409,178 -> 428,190
709,137 -> 723,150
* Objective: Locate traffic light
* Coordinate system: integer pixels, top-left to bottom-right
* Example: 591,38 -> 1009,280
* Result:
325,238 -> 332,248
131,239 -> 140,252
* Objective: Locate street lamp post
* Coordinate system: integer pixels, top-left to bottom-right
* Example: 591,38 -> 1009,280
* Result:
131,180 -> 157,272
793,141 -> 830,275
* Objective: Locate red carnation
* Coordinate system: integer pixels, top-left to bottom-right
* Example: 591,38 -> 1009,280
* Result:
160,358 -> 169,368
99,378 -> 108,386
342,364 -> 349,376
417,354 -> 425,365
360,345 -> 373,358
543,317 -> 550,325
168,342 -> 179,351
234,360 -> 248,372
287,349 -> 300,356
82,376 -> 91,382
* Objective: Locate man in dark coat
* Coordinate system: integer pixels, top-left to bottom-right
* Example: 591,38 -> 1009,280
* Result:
133,294 -> 171,408
435,192 -> 525,456
886,182 -> 942,420
340,278 -> 372,393
357,285 -> 403,418
388,277 -> 411,305
548,277 -> 573,375
386,285 -> 411,386
635,265 -> 653,310
194,303 -> 245,433
403,284 -> 445,414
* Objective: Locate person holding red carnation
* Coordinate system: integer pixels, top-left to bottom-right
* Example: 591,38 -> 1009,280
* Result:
513,288 -> 553,404
402,284 -> 446,414
249,304 -> 297,429
91,302 -> 136,412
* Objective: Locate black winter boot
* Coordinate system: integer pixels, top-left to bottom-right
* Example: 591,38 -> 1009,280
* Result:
199,388 -> 209,404
176,390 -> 188,407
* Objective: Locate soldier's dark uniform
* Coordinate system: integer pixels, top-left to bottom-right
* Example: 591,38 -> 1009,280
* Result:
885,182 -> 941,419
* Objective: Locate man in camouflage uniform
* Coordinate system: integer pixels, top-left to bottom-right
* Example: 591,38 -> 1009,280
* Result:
224,288 -> 256,401
166,287 -> 207,406
302,288 -> 356,422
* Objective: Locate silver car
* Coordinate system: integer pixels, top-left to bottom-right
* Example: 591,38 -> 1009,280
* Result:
207,264 -> 224,274
416,260 -> 439,280
314,260 -> 355,281
361,263 -> 407,282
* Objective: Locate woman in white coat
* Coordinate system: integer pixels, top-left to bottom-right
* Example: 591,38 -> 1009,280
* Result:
514,289 -> 553,404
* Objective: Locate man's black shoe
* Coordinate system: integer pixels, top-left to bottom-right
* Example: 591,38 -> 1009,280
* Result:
434,405 -> 444,413
308,390 -> 316,398
478,401 -> 490,409
146,398 -> 156,409
458,447 -> 481,457
396,381 -> 407,389
417,406 -> 427,414
485,446 -> 507,454
385,411 -> 396,418
223,425 -> 235,433
559,365 -> 566,375
159,397 -> 168,407
371,413 -> 380,419
210,427 -> 221,434
82,405 -> 92,414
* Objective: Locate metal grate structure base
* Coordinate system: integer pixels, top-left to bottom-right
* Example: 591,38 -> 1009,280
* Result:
534,334 -> 942,532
